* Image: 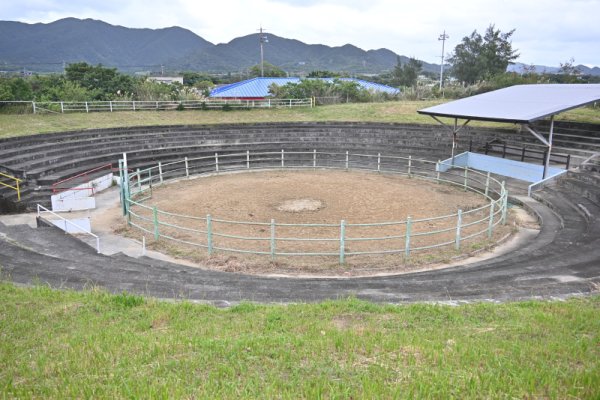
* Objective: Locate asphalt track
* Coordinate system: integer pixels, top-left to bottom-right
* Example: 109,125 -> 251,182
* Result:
1,185 -> 599,304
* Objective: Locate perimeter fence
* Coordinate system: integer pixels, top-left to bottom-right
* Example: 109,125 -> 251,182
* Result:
0,98 -> 313,114
119,150 -> 508,263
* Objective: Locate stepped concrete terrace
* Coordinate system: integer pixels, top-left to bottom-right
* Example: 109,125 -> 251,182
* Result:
0,122 -> 511,209
0,121 -> 599,303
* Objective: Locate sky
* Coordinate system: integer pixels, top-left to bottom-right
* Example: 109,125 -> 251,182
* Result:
2,0 -> 600,67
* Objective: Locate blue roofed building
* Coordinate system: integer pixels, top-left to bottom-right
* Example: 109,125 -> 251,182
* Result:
209,77 -> 400,99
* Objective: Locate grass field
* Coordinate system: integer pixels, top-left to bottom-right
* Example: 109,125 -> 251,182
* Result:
2,100 -> 600,398
0,283 -> 598,398
1,100 -> 599,138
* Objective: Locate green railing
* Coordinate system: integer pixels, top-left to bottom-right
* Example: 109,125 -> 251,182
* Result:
120,150 -> 508,263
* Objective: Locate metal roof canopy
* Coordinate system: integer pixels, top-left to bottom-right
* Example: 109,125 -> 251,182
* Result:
418,84 -> 600,178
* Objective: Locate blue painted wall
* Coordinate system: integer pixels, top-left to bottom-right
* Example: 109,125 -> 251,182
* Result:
438,152 -> 564,183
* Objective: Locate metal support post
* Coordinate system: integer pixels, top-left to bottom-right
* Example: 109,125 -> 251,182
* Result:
487,201 -> 495,238
455,209 -> 463,250
215,153 -> 219,172
270,219 -> 276,259
405,217 -> 412,257
136,168 -> 141,193
484,172 -> 490,197
501,181 -> 508,225
153,207 -> 159,240
246,150 -> 250,169
339,220 -> 346,264
345,151 -> 349,170
207,215 -> 213,255
281,149 -> 285,168
377,153 -> 381,172
158,161 -> 163,184
408,155 -> 412,177
185,157 -> 189,178
313,149 -> 317,168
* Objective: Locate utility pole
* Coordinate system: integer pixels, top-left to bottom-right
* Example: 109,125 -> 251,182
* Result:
438,30 -> 449,90
258,26 -> 268,77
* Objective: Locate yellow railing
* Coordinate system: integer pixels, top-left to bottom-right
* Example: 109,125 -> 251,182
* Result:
0,172 -> 21,201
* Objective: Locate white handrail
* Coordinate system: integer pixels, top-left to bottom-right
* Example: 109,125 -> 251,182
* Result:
527,169 -> 569,197
36,204 -> 100,253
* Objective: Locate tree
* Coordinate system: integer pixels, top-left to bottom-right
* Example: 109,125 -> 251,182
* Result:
249,62 -> 287,78
448,25 -> 519,84
558,58 -> 581,76
0,77 -> 34,101
65,62 -> 135,100
307,70 -> 343,78
392,57 -> 423,87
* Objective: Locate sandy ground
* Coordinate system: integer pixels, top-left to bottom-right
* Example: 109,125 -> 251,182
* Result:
113,170 -> 519,275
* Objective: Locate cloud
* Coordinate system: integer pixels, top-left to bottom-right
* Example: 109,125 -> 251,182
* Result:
1,0 -> 599,66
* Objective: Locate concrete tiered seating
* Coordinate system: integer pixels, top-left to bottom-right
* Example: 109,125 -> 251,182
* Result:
0,121 -> 599,302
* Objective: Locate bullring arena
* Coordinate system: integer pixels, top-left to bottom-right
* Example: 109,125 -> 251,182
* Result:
1,111 -> 600,303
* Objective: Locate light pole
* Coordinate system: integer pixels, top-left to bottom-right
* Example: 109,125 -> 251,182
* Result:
438,30 -> 449,90
258,26 -> 268,77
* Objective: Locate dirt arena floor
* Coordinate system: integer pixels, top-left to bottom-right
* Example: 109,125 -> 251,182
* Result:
120,170 -> 518,275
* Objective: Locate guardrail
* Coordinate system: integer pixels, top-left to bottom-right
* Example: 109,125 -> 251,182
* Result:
120,150 -> 508,263
0,171 -> 22,201
37,204 -> 100,253
0,98 -> 313,114
479,139 -> 571,170
52,163 -> 113,195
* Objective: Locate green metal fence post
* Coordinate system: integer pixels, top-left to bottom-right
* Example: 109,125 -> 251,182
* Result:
153,206 -> 159,240
123,173 -> 130,219
339,219 -> 346,264
501,181 -> 508,225
484,171 -> 490,197
136,168 -> 141,193
185,157 -> 189,178
405,216 -> 412,258
487,200 -> 495,238
207,214 -> 213,256
118,159 -> 124,209
270,219 -> 276,260
455,209 -> 463,250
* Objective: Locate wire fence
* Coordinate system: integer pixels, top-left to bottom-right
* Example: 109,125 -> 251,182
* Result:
119,150 -> 508,263
0,98 -> 313,114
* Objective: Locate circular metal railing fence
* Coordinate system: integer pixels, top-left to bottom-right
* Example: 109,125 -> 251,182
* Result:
119,150 -> 508,263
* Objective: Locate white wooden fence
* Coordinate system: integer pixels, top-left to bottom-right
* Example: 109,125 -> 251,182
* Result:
0,98 -> 314,114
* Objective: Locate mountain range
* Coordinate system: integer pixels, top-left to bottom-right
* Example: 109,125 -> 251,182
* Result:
1,18 -> 598,76
507,62 -> 600,77
0,18 -> 437,75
